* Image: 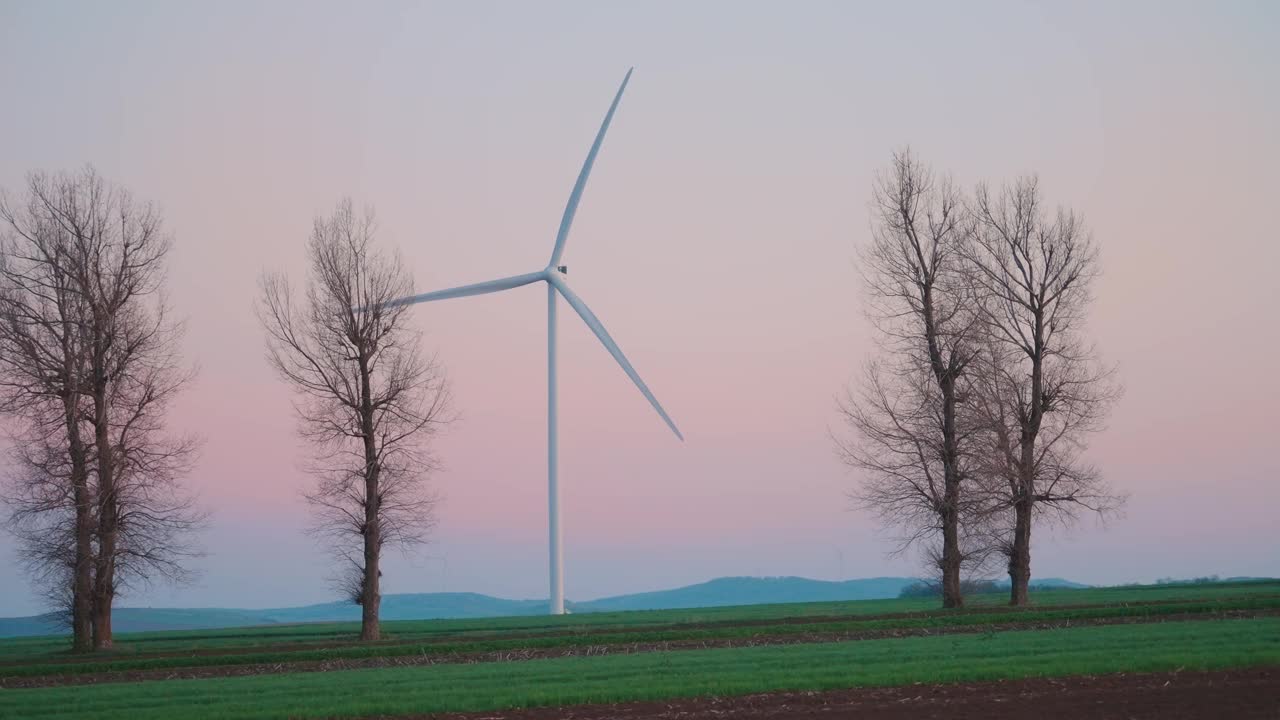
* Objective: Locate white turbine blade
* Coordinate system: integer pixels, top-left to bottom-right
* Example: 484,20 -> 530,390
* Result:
382,270 -> 546,309
548,273 -> 683,441
548,68 -> 633,267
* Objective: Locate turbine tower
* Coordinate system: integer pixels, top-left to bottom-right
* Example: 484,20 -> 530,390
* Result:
385,69 -> 682,615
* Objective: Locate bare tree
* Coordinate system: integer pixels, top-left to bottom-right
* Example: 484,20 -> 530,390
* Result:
259,200 -> 451,641
964,177 -> 1123,606
837,151 -> 982,608
0,176 -> 97,651
0,168 -> 202,649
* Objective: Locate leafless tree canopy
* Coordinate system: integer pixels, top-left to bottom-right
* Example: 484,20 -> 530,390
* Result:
841,159 -> 1122,607
102,303 -> 204,593
965,177 -> 1124,605
259,200 -> 451,641
0,182 -> 96,647
837,150 -> 984,608
2,427 -> 82,634
0,168 -> 202,650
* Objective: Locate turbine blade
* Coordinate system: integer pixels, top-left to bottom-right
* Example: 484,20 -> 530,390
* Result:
381,271 -> 546,309
548,273 -> 683,441
548,68 -> 633,267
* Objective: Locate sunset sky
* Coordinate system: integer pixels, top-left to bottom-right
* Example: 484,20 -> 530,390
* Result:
0,1 -> 1276,616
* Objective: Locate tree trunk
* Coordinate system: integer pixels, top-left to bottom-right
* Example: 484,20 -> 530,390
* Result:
1008,316 -> 1044,608
91,377 -> 117,651
70,458 -> 93,652
358,352 -> 381,642
92,509 -> 117,648
1008,496 -> 1032,606
91,586 -> 113,649
361,507 -> 381,641
71,488 -> 93,652
938,368 -> 964,610
62,392 -> 94,652
940,502 -> 964,608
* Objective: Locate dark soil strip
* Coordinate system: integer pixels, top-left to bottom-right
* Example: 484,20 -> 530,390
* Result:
377,667 -> 1280,720
6,595 -> 1266,669
3,609 -> 1271,689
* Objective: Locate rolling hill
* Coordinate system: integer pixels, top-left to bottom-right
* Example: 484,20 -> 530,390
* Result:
0,574 -> 1097,638
578,576 -> 917,612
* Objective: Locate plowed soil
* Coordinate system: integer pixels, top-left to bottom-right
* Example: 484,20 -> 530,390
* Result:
387,668 -> 1280,720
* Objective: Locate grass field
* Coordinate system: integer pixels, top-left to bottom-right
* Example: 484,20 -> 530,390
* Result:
6,579 -> 1275,660
1,581 -> 1277,719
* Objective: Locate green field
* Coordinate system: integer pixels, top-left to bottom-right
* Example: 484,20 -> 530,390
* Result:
6,579 -> 1275,660
1,581 -> 1277,719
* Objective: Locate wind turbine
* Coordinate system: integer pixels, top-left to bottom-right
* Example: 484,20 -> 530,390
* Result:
385,68 -> 682,615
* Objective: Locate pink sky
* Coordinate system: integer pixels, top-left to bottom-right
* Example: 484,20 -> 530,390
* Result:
0,1 -> 1277,614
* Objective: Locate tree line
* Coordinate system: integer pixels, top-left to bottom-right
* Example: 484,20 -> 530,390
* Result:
0,155 -> 1123,649
838,150 -> 1123,608
0,169 -> 449,649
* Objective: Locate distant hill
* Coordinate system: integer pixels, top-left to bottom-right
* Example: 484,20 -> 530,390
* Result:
577,576 -> 916,612
1,574 -> 1095,638
265,593 -> 550,623
0,607 -> 279,638
998,577 -> 1091,590
0,594 -> 552,638
0,614 -> 61,639
898,576 -> 1094,598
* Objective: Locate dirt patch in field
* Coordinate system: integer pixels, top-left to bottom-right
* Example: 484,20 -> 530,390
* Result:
3,595 -> 1263,669
2,609 -> 1271,689
389,668 -> 1280,720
